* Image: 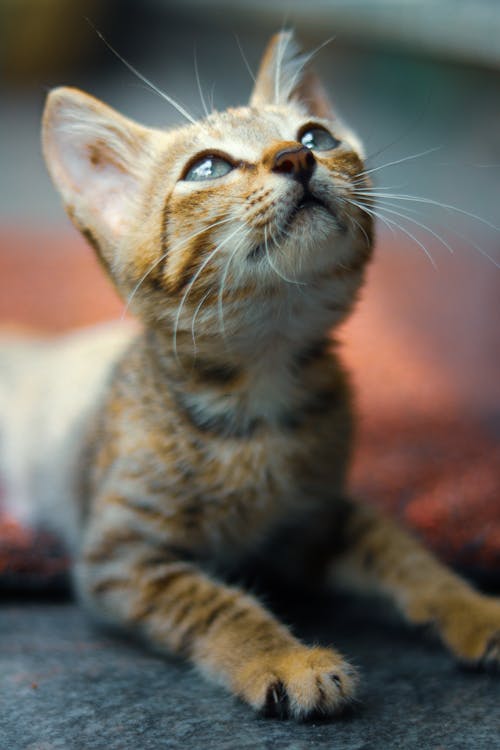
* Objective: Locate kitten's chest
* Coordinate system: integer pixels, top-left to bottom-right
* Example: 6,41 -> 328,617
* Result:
166,429 -> 309,557
97,335 -> 351,560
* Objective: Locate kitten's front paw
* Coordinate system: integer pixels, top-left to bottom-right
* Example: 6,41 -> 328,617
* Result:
234,646 -> 358,720
436,593 -> 500,671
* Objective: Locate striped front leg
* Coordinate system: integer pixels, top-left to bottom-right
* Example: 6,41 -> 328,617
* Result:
329,502 -> 500,669
77,519 -> 357,720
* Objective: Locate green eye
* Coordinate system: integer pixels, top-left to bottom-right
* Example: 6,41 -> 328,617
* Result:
300,127 -> 340,152
183,155 -> 234,182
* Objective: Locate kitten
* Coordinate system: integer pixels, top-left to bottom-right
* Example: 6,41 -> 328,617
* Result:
3,31 -> 500,720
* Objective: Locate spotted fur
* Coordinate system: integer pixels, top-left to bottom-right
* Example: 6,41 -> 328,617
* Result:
3,31 -> 499,721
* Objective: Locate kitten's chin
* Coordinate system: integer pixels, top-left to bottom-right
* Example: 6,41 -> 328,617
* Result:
288,201 -> 343,237
247,202 -> 339,263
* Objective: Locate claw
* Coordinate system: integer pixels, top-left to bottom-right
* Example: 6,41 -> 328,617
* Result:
263,681 -> 289,719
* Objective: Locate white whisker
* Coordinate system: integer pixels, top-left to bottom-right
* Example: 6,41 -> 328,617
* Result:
351,194 -> 421,215
360,200 -> 455,255
350,191 -> 500,232
342,196 -> 395,237
264,225 -> 307,285
208,83 -> 217,113
122,216 -> 235,319
234,34 -> 255,83
194,47 -> 210,118
285,36 -> 336,98
344,210 -> 371,247
217,233 -> 250,343
87,20 -> 197,125
354,147 -> 441,182
173,223 -> 245,362
351,192 -> 499,268
190,289 -> 212,357
274,32 -> 285,104
348,198 -> 437,268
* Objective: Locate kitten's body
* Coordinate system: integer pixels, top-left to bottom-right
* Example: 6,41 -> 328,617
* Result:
1,32 -> 499,720
0,324 -> 134,545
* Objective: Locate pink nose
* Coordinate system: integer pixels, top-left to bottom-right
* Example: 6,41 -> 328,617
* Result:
272,145 -> 316,184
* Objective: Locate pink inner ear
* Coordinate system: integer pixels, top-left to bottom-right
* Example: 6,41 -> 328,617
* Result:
250,33 -> 335,120
292,68 -> 335,121
52,127 -> 139,239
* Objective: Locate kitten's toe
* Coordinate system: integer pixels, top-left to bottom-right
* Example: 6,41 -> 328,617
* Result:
478,631 -> 500,673
438,594 -> 500,671
236,646 -> 358,721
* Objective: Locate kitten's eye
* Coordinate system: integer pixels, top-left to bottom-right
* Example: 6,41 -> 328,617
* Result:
183,155 -> 234,182
300,127 -> 340,152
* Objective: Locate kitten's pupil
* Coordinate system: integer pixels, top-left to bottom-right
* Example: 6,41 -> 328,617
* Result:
300,127 -> 340,152
184,155 -> 233,182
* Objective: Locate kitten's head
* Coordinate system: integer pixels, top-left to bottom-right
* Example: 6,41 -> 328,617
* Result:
42,32 -> 373,354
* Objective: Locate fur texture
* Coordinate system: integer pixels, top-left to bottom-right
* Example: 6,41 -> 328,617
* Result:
1,31 -> 499,720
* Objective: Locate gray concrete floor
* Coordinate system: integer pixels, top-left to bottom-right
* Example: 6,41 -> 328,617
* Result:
1,593 -> 500,750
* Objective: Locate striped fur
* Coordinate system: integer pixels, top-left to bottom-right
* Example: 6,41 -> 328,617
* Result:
5,31 -> 498,720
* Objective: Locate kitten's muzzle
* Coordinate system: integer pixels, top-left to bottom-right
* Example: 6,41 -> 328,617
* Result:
285,188 -> 330,229
272,145 -> 316,186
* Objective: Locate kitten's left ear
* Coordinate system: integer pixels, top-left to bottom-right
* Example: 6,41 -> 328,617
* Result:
42,87 -> 154,256
250,31 -> 334,119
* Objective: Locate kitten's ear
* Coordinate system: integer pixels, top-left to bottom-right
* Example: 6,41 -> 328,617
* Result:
250,31 -> 334,119
42,87 -> 152,250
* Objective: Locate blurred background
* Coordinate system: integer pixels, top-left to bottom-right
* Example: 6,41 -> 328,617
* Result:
1,0 -> 499,415
0,0 -> 499,573
1,0 -> 500,224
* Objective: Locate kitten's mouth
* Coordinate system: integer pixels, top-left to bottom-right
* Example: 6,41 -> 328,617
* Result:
248,190 -> 331,261
289,193 -> 329,223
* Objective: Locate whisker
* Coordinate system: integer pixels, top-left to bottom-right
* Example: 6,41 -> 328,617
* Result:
190,289 -> 211,358
342,195 -> 396,237
350,183 -> 408,193
352,195 -> 421,215
122,216 -> 235,319
431,218 -> 500,269
349,191 -> 500,232
87,20 -> 197,125
274,31 -> 285,104
194,47 -> 210,118
173,223 -> 245,362
344,209 -> 371,247
217,233 -> 250,344
285,35 -> 336,97
269,224 -> 309,298
353,146 -> 441,182
361,89 -> 433,164
352,191 -> 500,268
348,198 -> 437,268
234,34 -> 255,83
208,83 -> 217,113
357,199 -> 455,255
264,225 -> 307,286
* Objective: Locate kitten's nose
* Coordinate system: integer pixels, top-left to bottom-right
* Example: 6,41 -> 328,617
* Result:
272,145 -> 316,185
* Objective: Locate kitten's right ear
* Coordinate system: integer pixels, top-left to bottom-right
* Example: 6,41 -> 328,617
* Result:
250,31 -> 334,119
42,87 -> 153,258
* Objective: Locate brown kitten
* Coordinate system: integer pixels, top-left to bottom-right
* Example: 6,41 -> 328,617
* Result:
2,31 -> 499,721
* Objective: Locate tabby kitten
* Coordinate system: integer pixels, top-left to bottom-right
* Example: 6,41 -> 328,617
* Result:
11,31 -> 500,720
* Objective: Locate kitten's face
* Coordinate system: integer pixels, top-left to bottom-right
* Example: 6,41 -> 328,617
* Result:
43,32 -> 373,350
164,103 -> 368,292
